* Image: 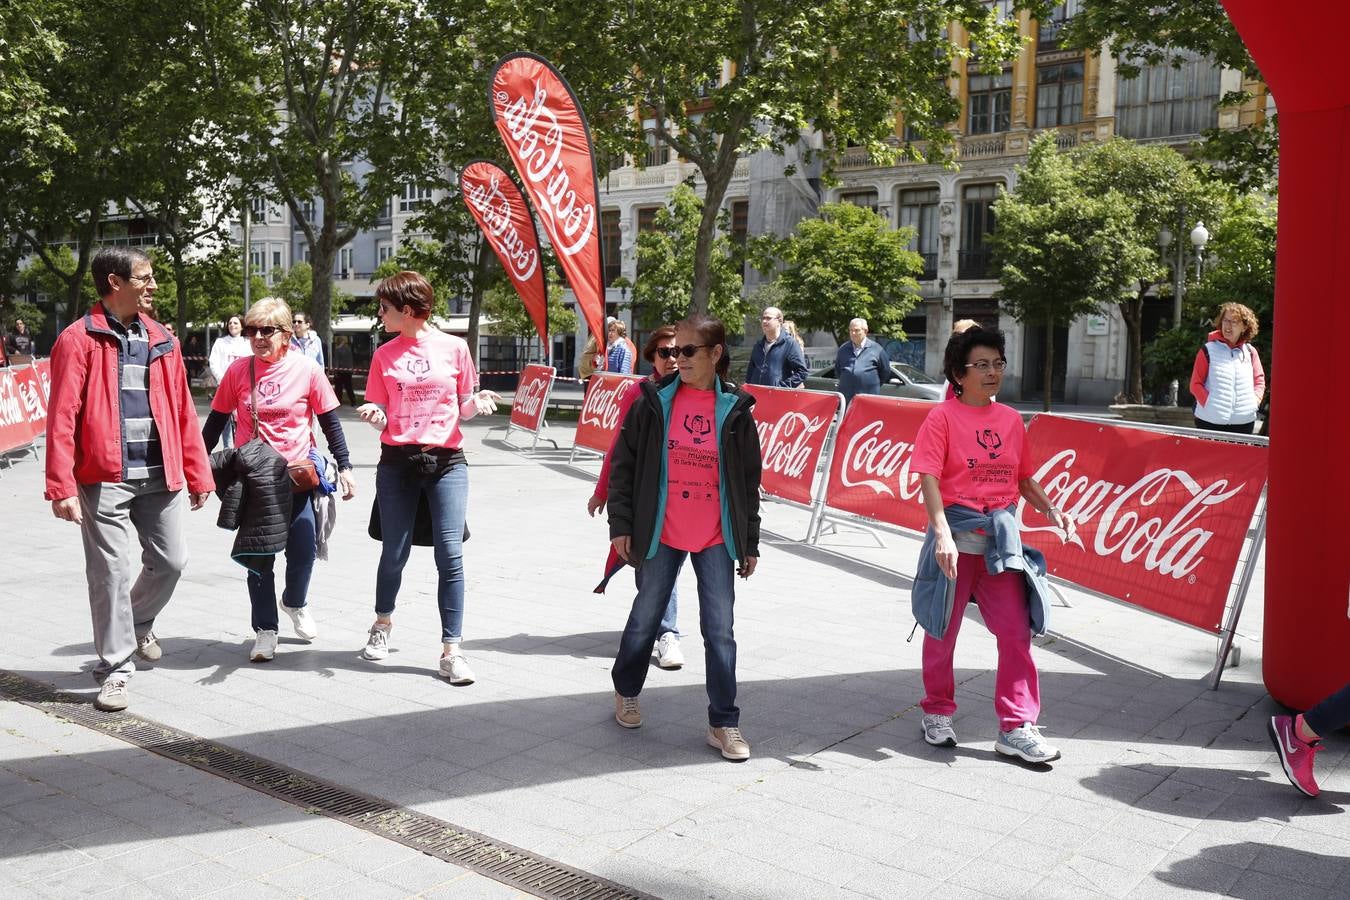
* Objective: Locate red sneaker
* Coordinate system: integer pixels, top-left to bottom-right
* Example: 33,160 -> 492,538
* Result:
1268,715 -> 1321,797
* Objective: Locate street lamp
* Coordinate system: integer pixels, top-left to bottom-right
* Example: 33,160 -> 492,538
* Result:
1190,221 -> 1210,280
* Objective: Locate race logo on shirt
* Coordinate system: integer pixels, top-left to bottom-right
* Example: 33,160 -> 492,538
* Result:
258,381 -> 281,402
975,428 -> 1002,458
683,413 -> 712,445
406,358 -> 431,382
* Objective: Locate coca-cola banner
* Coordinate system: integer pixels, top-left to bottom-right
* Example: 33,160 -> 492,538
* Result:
10,365 -> 47,437
35,359 -> 51,401
744,385 -> 842,506
510,364 -> 555,433
823,394 -> 933,532
489,52 -> 606,348
460,160 -> 550,346
0,368 -> 39,453
1022,415 -> 1266,632
574,372 -> 642,453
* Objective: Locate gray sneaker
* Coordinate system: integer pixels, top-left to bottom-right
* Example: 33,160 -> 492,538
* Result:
996,723 -> 1061,763
439,652 -> 475,685
921,713 -> 957,747
94,679 -> 129,712
362,624 -> 390,660
135,632 -> 162,661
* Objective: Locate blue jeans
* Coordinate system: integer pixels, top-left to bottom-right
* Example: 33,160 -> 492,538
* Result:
246,493 -> 315,632
1306,681 -> 1350,736
613,542 -> 738,726
634,564 -> 680,637
375,461 -> 467,643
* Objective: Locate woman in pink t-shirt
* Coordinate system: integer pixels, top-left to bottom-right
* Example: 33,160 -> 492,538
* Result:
202,298 -> 357,663
356,271 -> 500,685
588,325 -> 684,669
911,326 -> 1074,764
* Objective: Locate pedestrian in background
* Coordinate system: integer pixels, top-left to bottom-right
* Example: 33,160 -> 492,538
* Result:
202,297 -> 357,663
332,335 -> 358,405
1190,302 -> 1265,435
289,311 -> 325,367
45,247 -> 214,711
745,306 -> 808,389
835,317 -> 891,403
357,271 -> 500,685
208,315 -> 250,447
5,318 -> 36,358
607,314 -> 761,761
606,318 -> 636,373
579,335 -> 604,382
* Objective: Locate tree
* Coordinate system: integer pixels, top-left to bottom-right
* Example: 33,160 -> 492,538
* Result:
632,184 -> 748,332
991,134 -> 1152,411
610,0 -> 1028,315
1070,138 -> 1224,402
272,263 -> 354,317
764,201 -> 922,343
482,283 -> 578,365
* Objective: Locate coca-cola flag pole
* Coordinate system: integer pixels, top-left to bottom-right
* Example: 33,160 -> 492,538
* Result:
488,52 -> 606,351
459,160 -> 550,351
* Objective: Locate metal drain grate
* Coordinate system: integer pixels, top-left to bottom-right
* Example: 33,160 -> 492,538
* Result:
0,670 -> 654,900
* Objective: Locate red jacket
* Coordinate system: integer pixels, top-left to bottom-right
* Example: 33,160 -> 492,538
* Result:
45,304 -> 214,500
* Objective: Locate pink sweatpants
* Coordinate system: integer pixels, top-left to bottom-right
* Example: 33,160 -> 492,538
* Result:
921,552 -> 1041,732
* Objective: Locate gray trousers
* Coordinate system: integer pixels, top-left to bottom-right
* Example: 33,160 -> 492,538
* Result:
78,475 -> 188,682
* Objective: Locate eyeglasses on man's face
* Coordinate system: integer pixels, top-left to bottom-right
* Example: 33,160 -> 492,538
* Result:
243,325 -> 287,339
126,272 -> 156,285
655,344 -> 715,360
964,359 -> 1008,373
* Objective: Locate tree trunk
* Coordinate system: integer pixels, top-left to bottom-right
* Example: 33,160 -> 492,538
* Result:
1119,291 -> 1145,403
62,209 -> 101,323
689,153 -> 739,315
171,248 -> 190,338
466,238 -> 490,368
310,237 -> 335,351
1042,317 -> 1054,413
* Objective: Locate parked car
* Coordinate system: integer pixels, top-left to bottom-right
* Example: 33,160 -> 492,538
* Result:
804,361 -> 944,401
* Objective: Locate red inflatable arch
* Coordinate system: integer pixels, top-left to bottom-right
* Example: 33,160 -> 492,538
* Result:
1221,1 -> 1350,709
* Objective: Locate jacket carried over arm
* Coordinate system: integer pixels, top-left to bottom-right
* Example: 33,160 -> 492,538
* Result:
209,441 -> 291,569
607,373 -> 761,569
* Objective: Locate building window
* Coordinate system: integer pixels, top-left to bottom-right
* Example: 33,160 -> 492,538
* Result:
399,183 -> 431,212
983,0 -> 1015,21
1036,62 -> 1084,128
636,206 -> 660,234
267,204 -> 284,224
967,70 -> 1013,134
898,187 -> 939,281
249,243 -> 265,274
377,243 -> 393,265
1037,0 -> 1081,48
272,249 -> 283,271
642,130 -> 669,168
338,247 -> 353,277
1115,51 -> 1222,140
839,190 -> 879,212
379,197 -> 392,221
249,197 -> 266,220
730,199 -> 749,277
959,183 -> 1000,279
601,210 -> 622,286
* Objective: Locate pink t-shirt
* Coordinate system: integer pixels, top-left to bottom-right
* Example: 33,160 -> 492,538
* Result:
661,386 -> 723,552
212,353 -> 338,462
911,398 -> 1033,511
365,330 -> 477,447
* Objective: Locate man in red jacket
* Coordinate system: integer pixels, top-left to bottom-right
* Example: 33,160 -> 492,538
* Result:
45,247 -> 214,712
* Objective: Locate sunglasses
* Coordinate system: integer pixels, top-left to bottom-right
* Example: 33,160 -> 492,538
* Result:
655,344 -> 715,360
242,325 -> 287,339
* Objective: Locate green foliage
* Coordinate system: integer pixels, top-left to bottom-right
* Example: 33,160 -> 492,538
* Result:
482,283 -> 577,339
271,263 -> 355,317
1185,193 -> 1276,349
1142,326 -> 1204,398
633,184 -> 749,333
20,246 -> 98,316
765,201 -> 921,343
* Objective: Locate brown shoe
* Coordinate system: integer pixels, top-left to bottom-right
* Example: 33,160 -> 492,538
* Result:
707,726 -> 750,761
614,692 -> 642,728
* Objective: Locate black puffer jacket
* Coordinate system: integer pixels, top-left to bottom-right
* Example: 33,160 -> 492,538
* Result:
210,440 -> 291,563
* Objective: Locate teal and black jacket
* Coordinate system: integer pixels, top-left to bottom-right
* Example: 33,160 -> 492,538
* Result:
607,372 -> 761,569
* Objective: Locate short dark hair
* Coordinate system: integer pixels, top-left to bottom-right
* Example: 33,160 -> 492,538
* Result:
91,247 -> 152,297
293,311 -> 311,324
375,270 -> 436,319
675,313 -> 730,378
942,326 -> 1006,392
642,325 -> 677,363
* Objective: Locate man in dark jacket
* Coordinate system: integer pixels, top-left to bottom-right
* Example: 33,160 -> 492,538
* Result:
745,306 -> 807,388
836,317 -> 892,403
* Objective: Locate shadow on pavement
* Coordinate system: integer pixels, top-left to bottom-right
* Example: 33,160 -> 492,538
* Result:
1154,842 -> 1350,897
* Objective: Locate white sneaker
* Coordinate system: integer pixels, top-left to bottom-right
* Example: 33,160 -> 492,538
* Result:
94,679 -> 129,712
439,652 -> 475,685
282,605 -> 318,641
135,631 -> 162,661
250,630 -> 278,662
362,624 -> 391,660
921,713 -> 957,747
655,632 -> 684,669
996,723 -> 1061,763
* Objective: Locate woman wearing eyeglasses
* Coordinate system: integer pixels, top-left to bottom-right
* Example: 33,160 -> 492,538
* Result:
587,324 -> 684,669
607,314 -> 761,761
202,298 -> 357,662
357,271 -> 500,685
911,326 -> 1073,764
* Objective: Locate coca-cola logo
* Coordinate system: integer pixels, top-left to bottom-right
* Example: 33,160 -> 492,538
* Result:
1021,448 -> 1248,580
757,412 -> 828,479
0,376 -> 24,429
494,77 -> 595,258
464,169 -> 540,283
579,378 -> 628,432
515,377 -> 548,418
16,378 -> 45,421
838,419 -> 922,500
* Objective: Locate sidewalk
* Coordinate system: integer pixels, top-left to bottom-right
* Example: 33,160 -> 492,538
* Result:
0,403 -> 1346,899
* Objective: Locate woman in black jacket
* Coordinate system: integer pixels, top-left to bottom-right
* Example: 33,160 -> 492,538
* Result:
607,314 -> 761,761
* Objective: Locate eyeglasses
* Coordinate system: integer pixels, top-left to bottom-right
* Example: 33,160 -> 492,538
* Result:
656,344 -> 715,360
242,325 -> 288,339
760,315 -> 780,322
127,273 -> 156,285
964,359 -> 1008,373
292,318 -> 306,324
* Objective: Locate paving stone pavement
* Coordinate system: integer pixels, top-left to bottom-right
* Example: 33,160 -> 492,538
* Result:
0,403 -> 1346,900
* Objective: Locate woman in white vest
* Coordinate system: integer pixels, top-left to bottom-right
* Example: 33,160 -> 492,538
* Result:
1189,302 -> 1266,434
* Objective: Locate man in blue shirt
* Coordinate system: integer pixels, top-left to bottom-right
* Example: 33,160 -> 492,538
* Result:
289,311 -> 325,367
745,306 -> 808,388
836,317 -> 892,403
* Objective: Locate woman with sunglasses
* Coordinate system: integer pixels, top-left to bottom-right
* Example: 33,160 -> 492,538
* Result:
357,271 -> 500,685
911,326 -> 1073,764
202,298 -> 357,662
607,314 -> 761,761
587,324 -> 684,669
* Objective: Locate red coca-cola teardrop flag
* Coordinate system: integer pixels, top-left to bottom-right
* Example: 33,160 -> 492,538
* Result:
460,160 -> 549,346
488,52 -> 605,349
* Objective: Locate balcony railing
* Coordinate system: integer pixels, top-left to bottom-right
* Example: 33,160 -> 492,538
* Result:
918,252 -> 938,281
958,248 -> 993,279
961,135 -> 1007,159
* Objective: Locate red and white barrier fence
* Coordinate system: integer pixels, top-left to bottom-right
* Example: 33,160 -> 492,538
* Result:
0,360 -> 51,464
569,372 -> 642,463
490,363 -> 558,453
